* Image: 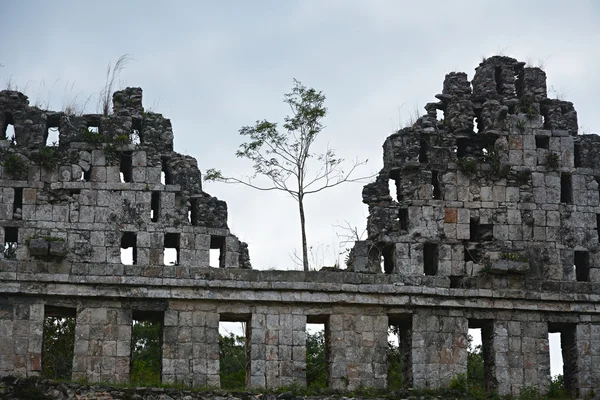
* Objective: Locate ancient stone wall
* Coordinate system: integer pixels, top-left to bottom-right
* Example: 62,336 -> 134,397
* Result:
1,56 -> 599,398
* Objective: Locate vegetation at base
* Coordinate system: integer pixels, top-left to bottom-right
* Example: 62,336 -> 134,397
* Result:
306,330 -> 327,389
31,147 -> 61,169
2,153 -> 27,178
219,333 -> 246,390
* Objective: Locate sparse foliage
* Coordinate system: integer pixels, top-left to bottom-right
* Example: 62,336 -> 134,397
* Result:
205,79 -> 373,271
42,316 -> 75,380
99,54 -> 132,116
130,320 -> 162,385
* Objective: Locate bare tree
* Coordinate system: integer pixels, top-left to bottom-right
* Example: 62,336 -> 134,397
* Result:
205,79 -> 373,271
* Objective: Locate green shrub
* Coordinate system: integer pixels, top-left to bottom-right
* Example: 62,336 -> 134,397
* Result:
31,147 -> 60,169
457,157 -> 477,175
2,153 -> 27,179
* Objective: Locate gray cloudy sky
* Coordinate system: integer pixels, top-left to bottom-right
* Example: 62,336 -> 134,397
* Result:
1,0 -> 599,272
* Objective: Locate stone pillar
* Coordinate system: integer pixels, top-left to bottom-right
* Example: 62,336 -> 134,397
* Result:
162,304 -> 219,387
412,312 -> 468,389
329,313 -> 387,390
0,298 -> 44,377
492,319 -> 549,396
248,311 -> 306,389
576,323 -> 600,397
72,305 -> 131,383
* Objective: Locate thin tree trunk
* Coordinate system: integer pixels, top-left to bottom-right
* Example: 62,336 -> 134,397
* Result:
299,196 -> 309,271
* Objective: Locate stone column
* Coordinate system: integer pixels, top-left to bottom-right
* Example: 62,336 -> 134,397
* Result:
0,299 -> 44,377
72,305 -> 131,383
492,319 -> 549,396
248,311 -> 306,389
328,313 -> 387,390
576,322 -> 600,397
162,304 -> 219,387
412,312 -> 468,389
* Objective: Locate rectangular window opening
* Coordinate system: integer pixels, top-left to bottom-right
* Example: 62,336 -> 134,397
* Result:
210,235 -> 226,268
419,138 -> 429,163
423,243 -> 438,276
464,246 -> 477,263
87,125 -> 99,134
388,314 -> 412,389
13,187 -> 23,216
470,220 -> 493,242
307,315 -> 330,389
495,67 -> 503,95
399,208 -> 409,231
535,136 -> 549,150
132,118 -> 143,144
561,173 -> 573,204
219,314 -> 250,390
574,251 -> 590,282
456,138 -> 468,158
42,306 -> 76,380
45,127 -> 60,147
574,143 -> 582,168
121,232 -> 137,265
82,168 -> 92,182
597,214 -> 600,243
164,233 -> 180,266
2,113 -> 15,142
150,192 -> 160,223
161,157 -> 172,185
548,322 -> 578,397
389,170 -> 402,202
431,171 -> 442,200
473,117 -> 480,133
189,198 -> 199,225
380,244 -> 395,274
131,310 -> 163,385
468,320 -> 495,391
4,226 -> 18,260
120,151 -> 133,183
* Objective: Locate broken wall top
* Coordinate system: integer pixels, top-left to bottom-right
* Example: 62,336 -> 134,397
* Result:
0,87 -> 251,277
350,55 -> 600,290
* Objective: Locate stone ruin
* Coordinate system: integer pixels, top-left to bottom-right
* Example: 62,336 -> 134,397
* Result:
0,56 -> 599,397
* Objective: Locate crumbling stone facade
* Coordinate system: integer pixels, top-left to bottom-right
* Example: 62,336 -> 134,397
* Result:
0,56 -> 599,398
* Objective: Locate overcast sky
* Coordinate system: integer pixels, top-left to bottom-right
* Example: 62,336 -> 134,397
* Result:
2,1 -> 598,376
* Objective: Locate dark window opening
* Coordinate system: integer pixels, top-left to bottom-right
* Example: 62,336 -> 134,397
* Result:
469,320 -> 495,391
42,306 -> 76,380
399,208 -> 409,231
419,138 -> 429,163
161,157 -> 172,185
188,198 -> 198,225
13,187 -> 23,216
121,232 -> 137,265
494,67 -> 503,95
120,151 -> 133,183
380,243 -> 395,274
423,243 -> 438,276
307,315 -> 330,389
2,113 -> 15,141
597,215 -> 600,243
131,310 -> 163,385
470,220 -> 493,242
561,173 -> 572,204
219,314 -> 251,390
389,170 -> 402,202
210,235 -> 226,268
574,251 -> 590,282
548,323 -> 578,397
164,233 -> 180,266
574,143 -> 582,168
150,192 -> 160,222
4,226 -> 18,260
388,314 -> 412,389
457,139 -> 467,158
464,246 -> 477,263
82,168 -> 92,182
431,171 -> 442,200
535,136 -> 549,150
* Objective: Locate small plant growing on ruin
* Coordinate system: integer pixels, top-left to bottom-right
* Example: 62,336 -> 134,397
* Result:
516,119 -> 526,133
545,152 -> 560,169
31,147 -> 60,170
484,149 -> 501,175
456,157 -> 477,175
501,252 -> 529,262
2,153 -> 27,179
